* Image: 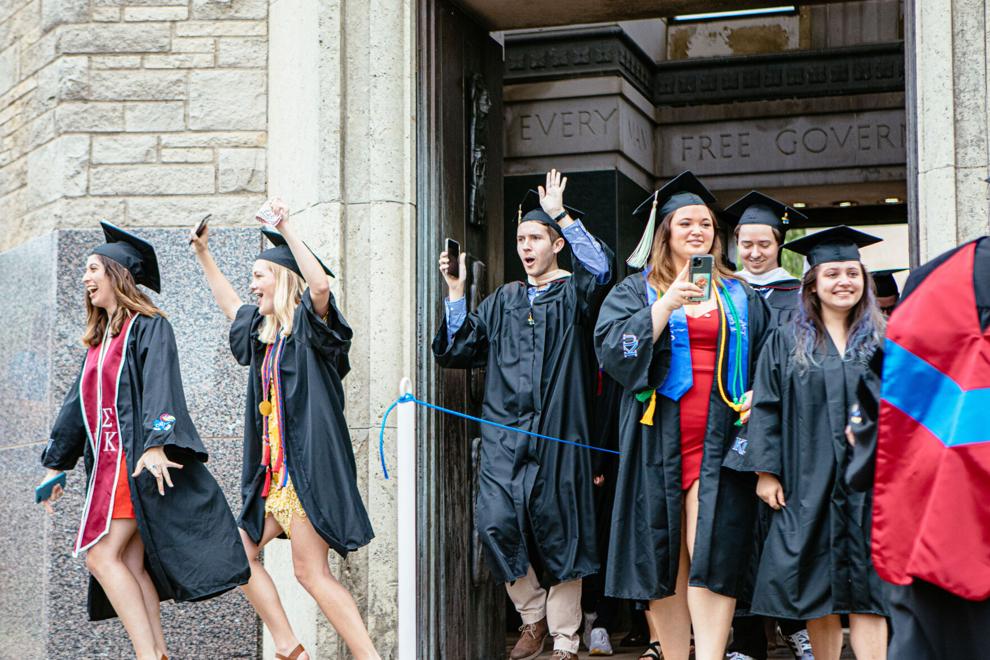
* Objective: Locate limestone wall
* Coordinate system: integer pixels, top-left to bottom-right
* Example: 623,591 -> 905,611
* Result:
0,0 -> 268,252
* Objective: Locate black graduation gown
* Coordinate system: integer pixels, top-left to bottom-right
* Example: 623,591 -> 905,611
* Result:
725,325 -> 888,619
230,290 -> 374,554
595,275 -> 771,601
431,260 -> 610,585
43,314 -> 250,621
752,276 -> 800,324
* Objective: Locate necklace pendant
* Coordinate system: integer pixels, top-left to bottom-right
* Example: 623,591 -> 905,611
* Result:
259,400 -> 273,416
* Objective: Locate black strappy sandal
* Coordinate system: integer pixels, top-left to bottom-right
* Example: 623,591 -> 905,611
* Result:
639,640 -> 662,659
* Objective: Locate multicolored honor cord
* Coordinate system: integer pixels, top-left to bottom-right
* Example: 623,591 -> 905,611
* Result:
259,334 -> 287,496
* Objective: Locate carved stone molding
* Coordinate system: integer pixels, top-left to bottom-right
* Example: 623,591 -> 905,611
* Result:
505,28 -> 904,107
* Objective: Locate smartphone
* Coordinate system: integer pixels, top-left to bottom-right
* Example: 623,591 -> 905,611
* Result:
688,254 -> 714,303
445,238 -> 460,279
189,213 -> 211,243
35,472 -> 66,504
255,201 -> 281,227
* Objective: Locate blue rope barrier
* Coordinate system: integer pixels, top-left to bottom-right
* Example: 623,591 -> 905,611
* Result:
378,392 -> 621,480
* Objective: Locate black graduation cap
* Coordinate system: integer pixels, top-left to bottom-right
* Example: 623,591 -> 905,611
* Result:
259,228 -> 335,278
91,221 -> 161,293
725,191 -> 807,237
627,171 -> 717,268
515,188 -> 584,236
782,225 -> 882,267
871,268 -> 907,297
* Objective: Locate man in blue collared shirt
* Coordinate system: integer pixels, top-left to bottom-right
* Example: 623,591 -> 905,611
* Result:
433,170 -> 612,660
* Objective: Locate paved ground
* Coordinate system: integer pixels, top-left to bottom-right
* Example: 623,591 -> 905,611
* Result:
508,632 -> 857,658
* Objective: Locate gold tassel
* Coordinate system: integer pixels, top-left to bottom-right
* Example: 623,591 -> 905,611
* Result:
518,204 -> 522,224
639,391 -> 657,426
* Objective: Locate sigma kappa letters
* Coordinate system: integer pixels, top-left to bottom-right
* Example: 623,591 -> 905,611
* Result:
75,315 -> 135,556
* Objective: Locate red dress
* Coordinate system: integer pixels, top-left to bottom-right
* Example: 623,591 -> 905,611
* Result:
679,311 -> 718,491
111,450 -> 135,519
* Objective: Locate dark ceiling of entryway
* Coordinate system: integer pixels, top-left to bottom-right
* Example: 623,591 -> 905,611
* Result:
458,0 -> 850,31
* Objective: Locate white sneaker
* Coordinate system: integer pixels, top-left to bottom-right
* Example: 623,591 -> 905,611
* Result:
582,611 -> 597,650
588,627 -> 613,656
782,628 -> 814,660
726,653 -> 758,660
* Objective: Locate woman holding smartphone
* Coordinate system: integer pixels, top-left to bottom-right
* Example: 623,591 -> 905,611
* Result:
191,199 -> 378,660
40,223 -> 249,660
725,227 -> 889,660
594,172 -> 771,660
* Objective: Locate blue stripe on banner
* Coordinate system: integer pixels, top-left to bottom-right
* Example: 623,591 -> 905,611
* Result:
881,338 -> 990,447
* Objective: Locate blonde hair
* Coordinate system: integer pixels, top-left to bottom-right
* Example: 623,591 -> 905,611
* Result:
258,261 -> 307,344
82,256 -> 165,347
647,208 -> 736,294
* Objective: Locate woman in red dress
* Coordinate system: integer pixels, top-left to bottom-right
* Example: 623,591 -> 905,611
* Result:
595,172 -> 772,660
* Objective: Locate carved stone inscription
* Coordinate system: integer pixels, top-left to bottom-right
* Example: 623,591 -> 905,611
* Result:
505,96 -> 655,167
660,109 -> 906,176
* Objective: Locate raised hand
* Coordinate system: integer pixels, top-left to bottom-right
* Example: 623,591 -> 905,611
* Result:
538,169 -> 567,218
657,263 -> 704,312
439,250 -> 468,301
189,223 -> 209,255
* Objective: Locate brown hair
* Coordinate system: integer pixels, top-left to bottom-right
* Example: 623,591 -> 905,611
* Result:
792,262 -> 885,368
647,207 -> 736,294
732,224 -> 783,246
82,256 -> 165,347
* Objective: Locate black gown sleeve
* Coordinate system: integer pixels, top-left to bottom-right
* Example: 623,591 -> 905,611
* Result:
229,303 -> 262,366
294,289 -> 354,378
594,276 -> 670,393
726,326 -> 785,475
431,292 -> 495,369
570,240 -> 615,320
41,363 -> 87,471
138,315 -> 208,461
846,348 -> 883,492
746,286 -> 773,374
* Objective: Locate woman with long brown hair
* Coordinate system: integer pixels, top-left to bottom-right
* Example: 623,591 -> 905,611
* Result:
38,222 -> 249,660
725,226 -> 890,660
594,172 -> 772,660
191,199 -> 378,660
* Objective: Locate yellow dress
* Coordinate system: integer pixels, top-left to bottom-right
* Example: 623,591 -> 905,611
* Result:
263,383 -> 306,537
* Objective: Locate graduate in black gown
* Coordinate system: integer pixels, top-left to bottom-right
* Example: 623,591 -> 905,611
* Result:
729,191 -> 804,323
433,170 -> 612,660
40,223 -> 249,660
724,227 -> 890,660
725,192 -> 812,660
191,199 -> 378,660
846,236 -> 990,660
869,268 -> 907,317
594,172 -> 771,660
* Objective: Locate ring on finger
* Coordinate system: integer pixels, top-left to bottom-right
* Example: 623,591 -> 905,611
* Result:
149,464 -> 160,473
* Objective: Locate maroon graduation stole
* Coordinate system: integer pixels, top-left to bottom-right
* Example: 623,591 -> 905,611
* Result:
74,314 -> 135,556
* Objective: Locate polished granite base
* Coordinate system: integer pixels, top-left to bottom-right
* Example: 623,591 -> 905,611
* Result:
0,227 -> 262,659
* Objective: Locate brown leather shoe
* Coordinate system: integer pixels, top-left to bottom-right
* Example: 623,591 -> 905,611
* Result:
550,651 -> 578,660
509,617 -> 548,660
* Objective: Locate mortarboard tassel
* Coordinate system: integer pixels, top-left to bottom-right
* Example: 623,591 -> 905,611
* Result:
626,190 -> 659,269
517,204 -> 522,224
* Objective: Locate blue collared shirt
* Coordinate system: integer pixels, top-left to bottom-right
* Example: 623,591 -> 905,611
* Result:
445,220 -> 609,343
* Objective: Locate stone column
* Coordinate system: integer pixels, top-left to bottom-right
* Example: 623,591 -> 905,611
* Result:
266,0 -> 415,657
911,0 -> 990,260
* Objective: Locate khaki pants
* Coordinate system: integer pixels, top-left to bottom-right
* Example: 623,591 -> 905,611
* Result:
505,566 -> 582,654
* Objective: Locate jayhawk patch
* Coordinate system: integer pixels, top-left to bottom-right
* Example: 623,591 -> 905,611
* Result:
152,413 -> 176,432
